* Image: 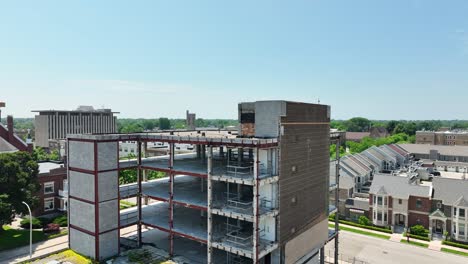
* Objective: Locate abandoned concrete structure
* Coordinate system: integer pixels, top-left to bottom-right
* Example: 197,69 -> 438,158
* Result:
67,100 -> 338,263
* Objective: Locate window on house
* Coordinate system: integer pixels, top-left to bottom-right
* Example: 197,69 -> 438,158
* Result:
373,211 -> 376,219
44,198 -> 54,211
373,196 -> 376,204
460,208 -> 465,218
453,224 -> 457,234
459,224 -> 465,236
44,182 -> 54,194
416,199 -> 422,209
399,199 -> 402,205
454,207 -> 457,216
377,213 -> 382,221
384,213 -> 387,222
378,197 -> 383,205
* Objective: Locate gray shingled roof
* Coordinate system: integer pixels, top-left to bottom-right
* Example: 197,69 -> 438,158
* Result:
399,144 -> 468,157
369,174 -> 431,199
432,177 -> 468,205
0,137 -> 18,153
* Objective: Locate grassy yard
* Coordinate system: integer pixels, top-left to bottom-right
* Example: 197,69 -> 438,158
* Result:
120,200 -> 136,210
328,223 -> 391,240
0,225 -> 47,251
400,239 -> 429,248
26,249 -> 96,264
441,247 -> 468,257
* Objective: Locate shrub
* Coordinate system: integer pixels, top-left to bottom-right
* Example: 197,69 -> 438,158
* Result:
20,217 -> 42,229
442,240 -> 468,250
329,213 -> 336,221
37,216 -> 52,225
339,220 -> 392,234
53,215 -> 68,227
358,216 -> 370,226
410,225 -> 429,237
128,249 -> 152,262
43,223 -> 60,233
403,232 -> 431,241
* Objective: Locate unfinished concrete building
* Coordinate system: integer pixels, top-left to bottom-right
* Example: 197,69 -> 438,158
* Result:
67,100 -> 333,263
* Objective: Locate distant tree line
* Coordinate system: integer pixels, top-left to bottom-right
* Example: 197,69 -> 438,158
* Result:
117,118 -> 238,133
331,118 -> 468,136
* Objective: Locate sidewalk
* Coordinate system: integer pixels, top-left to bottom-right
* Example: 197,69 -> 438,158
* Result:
334,221 -> 468,255
0,234 -> 68,263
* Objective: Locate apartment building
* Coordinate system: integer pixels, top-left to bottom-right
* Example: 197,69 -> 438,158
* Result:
66,100 -> 332,263
34,162 -> 68,216
431,178 -> 468,242
33,106 -> 118,148
369,174 -> 432,229
416,130 -> 468,146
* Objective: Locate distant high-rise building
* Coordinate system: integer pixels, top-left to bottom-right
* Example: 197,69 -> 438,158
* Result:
186,110 -> 196,130
33,106 -> 119,148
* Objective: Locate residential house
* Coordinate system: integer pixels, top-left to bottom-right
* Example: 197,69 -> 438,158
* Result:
431,178 -> 468,242
369,174 -> 432,229
34,162 -> 68,216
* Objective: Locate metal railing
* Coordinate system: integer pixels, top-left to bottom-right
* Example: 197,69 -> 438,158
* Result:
226,165 -> 254,177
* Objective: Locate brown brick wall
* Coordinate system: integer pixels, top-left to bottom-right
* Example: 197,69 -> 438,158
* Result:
279,102 -> 330,244
241,123 -> 255,137
408,213 -> 429,229
33,167 -> 67,216
408,196 -> 431,212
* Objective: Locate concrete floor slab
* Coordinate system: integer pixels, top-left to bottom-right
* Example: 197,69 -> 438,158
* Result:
142,176 -> 207,208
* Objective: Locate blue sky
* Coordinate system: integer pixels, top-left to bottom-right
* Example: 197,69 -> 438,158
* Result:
1,0 -> 467,119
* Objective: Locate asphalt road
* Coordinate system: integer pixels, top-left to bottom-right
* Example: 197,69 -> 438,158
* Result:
325,231 -> 468,264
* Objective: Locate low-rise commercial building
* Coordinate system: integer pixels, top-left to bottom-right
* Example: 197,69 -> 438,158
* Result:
416,130 -> 468,146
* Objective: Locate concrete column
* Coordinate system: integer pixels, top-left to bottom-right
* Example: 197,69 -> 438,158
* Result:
201,145 -> 206,161
137,141 -> 142,247
253,147 -> 259,263
68,140 -> 119,261
219,146 -> 224,158
168,143 -> 175,257
238,148 -> 244,165
207,146 -> 213,264
196,145 -> 201,159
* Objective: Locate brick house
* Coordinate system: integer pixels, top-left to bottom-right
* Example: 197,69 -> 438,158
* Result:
431,178 -> 468,242
34,162 -> 68,216
369,174 -> 432,229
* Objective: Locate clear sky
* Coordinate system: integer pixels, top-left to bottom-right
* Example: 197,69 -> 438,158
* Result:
1,0 -> 467,120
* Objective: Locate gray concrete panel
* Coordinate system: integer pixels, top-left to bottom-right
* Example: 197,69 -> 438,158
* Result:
69,141 -> 95,170
69,171 -> 95,202
70,228 -> 96,259
255,101 -> 286,138
98,142 -> 118,171
99,230 -> 119,260
98,171 -> 118,202
70,198 -> 95,232
99,200 -> 119,232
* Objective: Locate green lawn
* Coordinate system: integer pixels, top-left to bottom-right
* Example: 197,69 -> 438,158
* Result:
400,239 -> 429,248
441,247 -> 468,257
0,225 -> 47,251
120,200 -> 136,210
328,223 -> 391,240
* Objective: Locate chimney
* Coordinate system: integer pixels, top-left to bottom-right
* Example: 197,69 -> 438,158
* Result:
7,115 -> 13,142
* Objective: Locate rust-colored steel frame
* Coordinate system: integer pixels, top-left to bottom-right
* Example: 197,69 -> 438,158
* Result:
68,136 -> 278,262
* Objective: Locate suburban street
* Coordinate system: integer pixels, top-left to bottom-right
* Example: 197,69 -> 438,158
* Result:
326,231 -> 468,264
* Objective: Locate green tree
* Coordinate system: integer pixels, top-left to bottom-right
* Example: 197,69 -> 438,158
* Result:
0,152 -> 40,227
159,118 -> 171,130
345,117 -> 371,132
358,216 -> 370,226
386,120 -> 401,134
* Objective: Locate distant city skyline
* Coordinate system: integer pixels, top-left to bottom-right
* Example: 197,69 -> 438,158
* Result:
1,1 -> 467,120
